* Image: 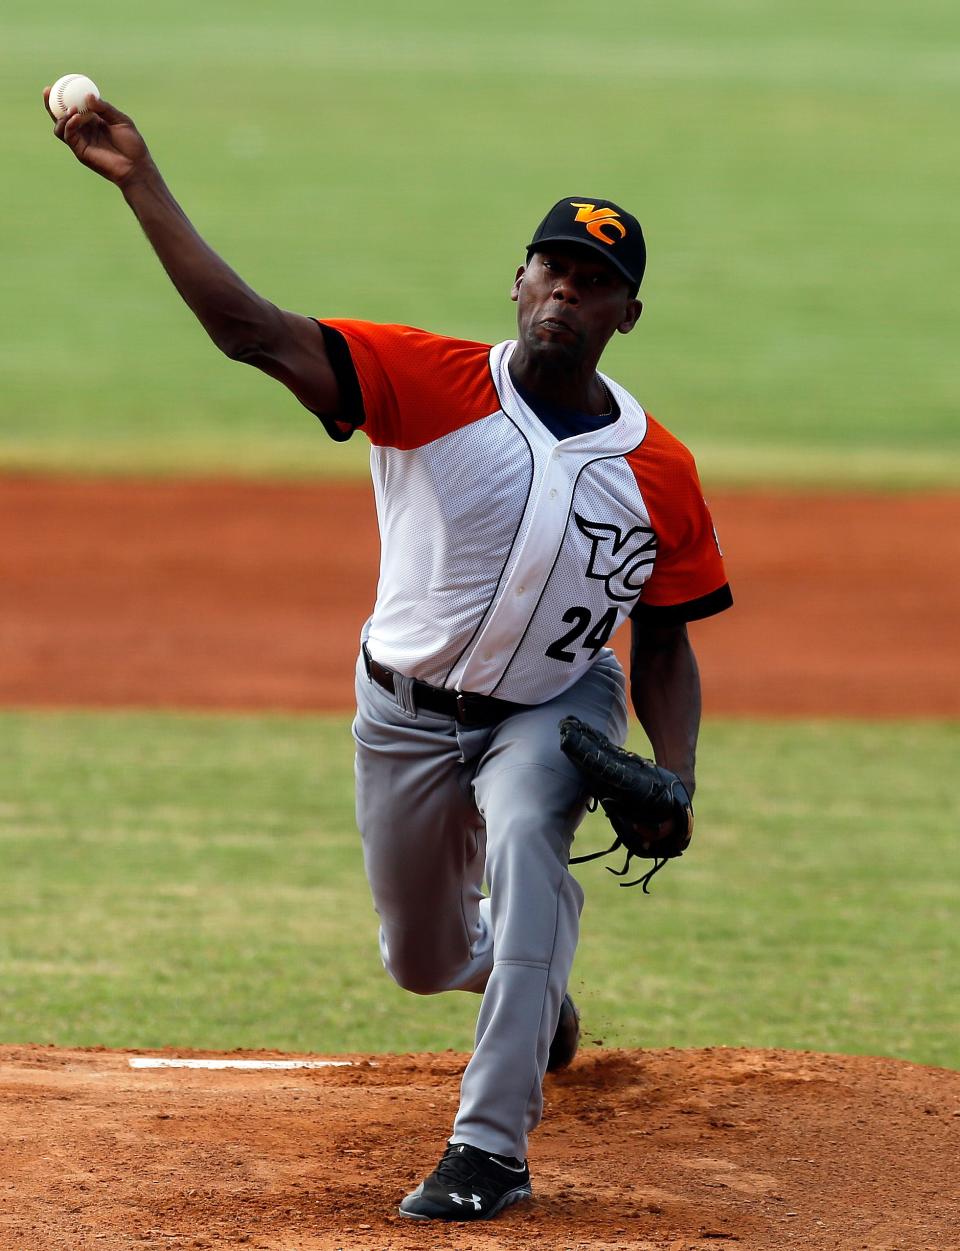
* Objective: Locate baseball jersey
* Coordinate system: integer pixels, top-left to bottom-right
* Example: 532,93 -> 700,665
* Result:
317,320 -> 731,705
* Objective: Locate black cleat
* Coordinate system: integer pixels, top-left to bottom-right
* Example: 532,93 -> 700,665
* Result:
398,1142 -> 532,1221
547,992 -> 581,1072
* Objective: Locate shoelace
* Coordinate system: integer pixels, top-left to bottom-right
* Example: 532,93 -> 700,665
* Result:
435,1144 -> 522,1187
435,1146 -> 483,1185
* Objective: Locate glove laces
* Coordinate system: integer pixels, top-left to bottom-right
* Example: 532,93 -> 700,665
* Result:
569,826 -> 670,893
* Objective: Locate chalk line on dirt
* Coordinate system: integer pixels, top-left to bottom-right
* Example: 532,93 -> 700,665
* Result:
128,1057 -> 354,1070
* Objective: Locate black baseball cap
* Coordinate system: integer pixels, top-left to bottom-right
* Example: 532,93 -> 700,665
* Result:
527,197 -> 646,289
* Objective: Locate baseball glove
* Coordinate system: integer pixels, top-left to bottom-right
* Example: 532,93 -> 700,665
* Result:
558,716 -> 694,892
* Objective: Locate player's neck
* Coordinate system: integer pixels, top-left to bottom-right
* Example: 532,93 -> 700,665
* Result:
508,351 -> 607,416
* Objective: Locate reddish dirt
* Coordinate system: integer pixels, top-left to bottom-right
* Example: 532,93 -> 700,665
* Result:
1,1044 -> 958,1251
2,475 -> 959,716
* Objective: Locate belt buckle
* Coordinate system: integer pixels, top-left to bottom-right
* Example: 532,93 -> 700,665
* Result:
455,691 -> 499,727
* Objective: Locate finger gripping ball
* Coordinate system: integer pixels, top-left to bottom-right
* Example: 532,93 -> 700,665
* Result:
49,74 -> 100,120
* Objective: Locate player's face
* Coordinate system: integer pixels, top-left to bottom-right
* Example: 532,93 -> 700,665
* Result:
511,246 -> 642,368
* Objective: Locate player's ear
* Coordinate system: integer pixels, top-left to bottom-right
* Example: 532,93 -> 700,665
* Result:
510,265 -> 526,303
617,299 -> 642,335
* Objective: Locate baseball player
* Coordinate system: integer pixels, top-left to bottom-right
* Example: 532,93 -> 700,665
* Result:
48,92 -> 732,1222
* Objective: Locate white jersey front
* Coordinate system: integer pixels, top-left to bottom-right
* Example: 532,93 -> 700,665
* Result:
320,320 -> 730,705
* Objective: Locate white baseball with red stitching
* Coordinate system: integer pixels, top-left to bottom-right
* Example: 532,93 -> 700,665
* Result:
49,74 -> 100,120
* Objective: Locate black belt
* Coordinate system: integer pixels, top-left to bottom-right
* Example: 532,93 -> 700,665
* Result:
362,644 -> 531,727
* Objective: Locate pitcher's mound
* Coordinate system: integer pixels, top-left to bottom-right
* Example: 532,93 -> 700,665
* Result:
2,1044 -> 958,1250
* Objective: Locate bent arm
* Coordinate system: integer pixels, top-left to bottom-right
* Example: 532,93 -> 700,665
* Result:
629,618 -> 702,797
46,92 -> 342,416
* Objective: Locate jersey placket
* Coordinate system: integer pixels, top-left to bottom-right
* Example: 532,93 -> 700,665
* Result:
452,343 -> 647,697
455,443 -> 573,695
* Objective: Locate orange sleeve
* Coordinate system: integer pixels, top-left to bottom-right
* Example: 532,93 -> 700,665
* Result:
317,320 -> 500,449
627,414 -> 732,621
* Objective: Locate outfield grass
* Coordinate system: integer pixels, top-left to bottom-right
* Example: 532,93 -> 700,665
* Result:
1,710 -> 956,1068
3,0 -> 958,485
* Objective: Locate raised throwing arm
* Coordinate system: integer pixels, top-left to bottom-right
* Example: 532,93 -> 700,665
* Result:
44,89 -> 343,417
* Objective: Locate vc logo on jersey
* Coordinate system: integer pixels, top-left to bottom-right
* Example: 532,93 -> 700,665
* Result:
570,202 -> 627,245
574,513 -> 657,601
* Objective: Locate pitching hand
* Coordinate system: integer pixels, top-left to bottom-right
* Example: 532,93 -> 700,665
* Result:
44,90 -> 152,187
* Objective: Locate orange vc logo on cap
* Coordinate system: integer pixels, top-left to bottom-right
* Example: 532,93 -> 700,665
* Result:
571,202 -> 626,245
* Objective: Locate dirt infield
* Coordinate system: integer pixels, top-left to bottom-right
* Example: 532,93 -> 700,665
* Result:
3,475 -> 959,716
2,1044 -> 958,1251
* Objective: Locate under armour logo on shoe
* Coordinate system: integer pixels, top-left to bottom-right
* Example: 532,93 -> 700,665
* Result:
449,1191 -> 482,1210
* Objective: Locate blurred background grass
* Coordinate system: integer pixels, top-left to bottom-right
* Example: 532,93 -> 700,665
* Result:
3,0 -> 958,483
1,711 -> 956,1067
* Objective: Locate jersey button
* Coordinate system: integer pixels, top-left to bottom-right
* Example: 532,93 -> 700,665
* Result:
549,489 -> 557,499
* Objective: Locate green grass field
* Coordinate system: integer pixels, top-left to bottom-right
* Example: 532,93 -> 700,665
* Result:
3,0 -> 959,484
2,710 -> 956,1069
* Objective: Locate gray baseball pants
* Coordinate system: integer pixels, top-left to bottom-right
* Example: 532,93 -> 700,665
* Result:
352,646 -> 628,1160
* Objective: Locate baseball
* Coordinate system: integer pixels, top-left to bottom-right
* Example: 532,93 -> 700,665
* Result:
48,74 -> 100,120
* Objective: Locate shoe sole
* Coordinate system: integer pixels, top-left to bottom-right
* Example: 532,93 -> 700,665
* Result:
398,1183 -> 532,1221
